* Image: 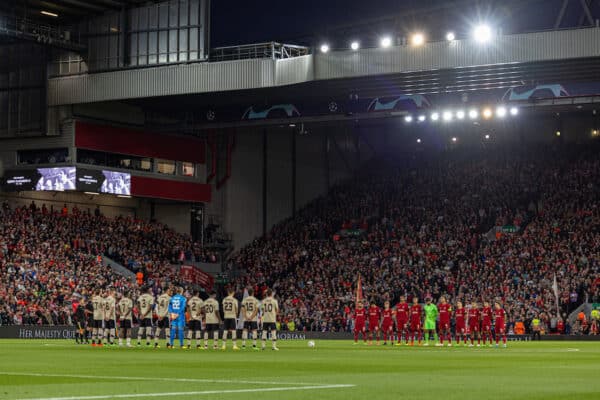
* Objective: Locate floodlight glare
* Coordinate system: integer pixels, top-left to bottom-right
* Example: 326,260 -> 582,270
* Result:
443,111 -> 453,121
418,115 -> 426,122
350,41 -> 360,51
485,134 -> 490,139
474,24 -> 492,43
417,138 -> 422,143
469,109 -> 479,119
496,106 -> 507,118
452,137 -> 458,142
405,115 -> 413,123
456,110 -> 465,120
510,107 -> 519,116
556,131 -> 561,137
320,44 -> 330,53
380,36 -> 392,48
446,32 -> 456,41
411,33 -> 425,47
482,108 -> 493,119
431,112 -> 440,121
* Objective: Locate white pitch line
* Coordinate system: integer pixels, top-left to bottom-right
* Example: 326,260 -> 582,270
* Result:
0,372 -> 319,386
15,385 -> 355,400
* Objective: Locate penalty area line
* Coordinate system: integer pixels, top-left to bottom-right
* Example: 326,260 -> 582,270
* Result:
14,384 -> 356,400
0,372 -> 320,386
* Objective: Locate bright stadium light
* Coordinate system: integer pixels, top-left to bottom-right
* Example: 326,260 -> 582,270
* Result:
474,24 -> 492,43
485,134 -> 491,139
320,44 -> 330,53
431,112 -> 440,121
405,115 -> 413,123
469,109 -> 479,119
456,110 -> 465,120
496,106 -> 507,118
350,41 -> 360,51
417,138 -> 422,143
452,137 -> 458,142
418,115 -> 426,122
446,32 -> 456,41
556,131 -> 561,137
482,108 -> 493,119
380,36 -> 392,48
510,107 -> 519,116
41,10 -> 59,17
411,33 -> 425,47
443,111 -> 453,121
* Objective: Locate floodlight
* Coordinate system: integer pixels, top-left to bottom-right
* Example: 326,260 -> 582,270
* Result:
446,32 -> 456,41
411,33 -> 425,47
380,36 -> 392,48
456,110 -> 465,120
496,106 -> 507,118
351,41 -> 360,51
405,115 -> 413,123
320,44 -> 330,53
469,109 -> 479,119
474,25 -> 492,43
510,107 -> 519,116
443,111 -> 453,121
431,112 -> 439,121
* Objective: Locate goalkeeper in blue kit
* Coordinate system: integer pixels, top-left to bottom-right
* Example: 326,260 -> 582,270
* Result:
167,287 -> 187,349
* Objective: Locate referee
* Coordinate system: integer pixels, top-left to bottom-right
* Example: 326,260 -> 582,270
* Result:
74,298 -> 88,344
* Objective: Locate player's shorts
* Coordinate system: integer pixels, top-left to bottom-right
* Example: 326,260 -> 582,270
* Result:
396,318 -> 408,330
205,323 -> 219,332
410,321 -> 421,331
92,319 -> 103,329
104,320 -> 116,329
481,323 -> 492,332
424,319 -> 436,330
495,323 -> 505,334
439,321 -> 450,331
188,319 -> 202,331
455,321 -> 466,333
140,318 -> 153,328
382,321 -> 393,332
244,321 -> 258,331
263,322 -> 276,331
223,318 -> 237,331
368,322 -> 380,332
469,323 -> 479,333
354,321 -> 366,332
157,317 -> 169,329
120,320 -> 132,330
170,318 -> 185,329
87,317 -> 94,327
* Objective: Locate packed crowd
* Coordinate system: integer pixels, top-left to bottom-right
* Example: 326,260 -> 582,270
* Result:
0,202 -> 212,325
233,143 -> 600,333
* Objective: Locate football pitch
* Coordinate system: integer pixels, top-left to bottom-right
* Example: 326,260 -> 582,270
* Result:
0,340 -> 599,400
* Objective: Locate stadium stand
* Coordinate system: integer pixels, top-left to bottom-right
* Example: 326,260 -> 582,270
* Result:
233,142 -> 600,334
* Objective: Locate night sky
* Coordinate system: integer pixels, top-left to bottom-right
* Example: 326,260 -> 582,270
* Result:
210,0 -> 600,47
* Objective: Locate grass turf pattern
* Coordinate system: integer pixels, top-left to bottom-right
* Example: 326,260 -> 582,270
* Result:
0,340 -> 598,400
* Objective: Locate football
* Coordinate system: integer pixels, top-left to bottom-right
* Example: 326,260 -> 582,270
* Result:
307,340 -> 316,348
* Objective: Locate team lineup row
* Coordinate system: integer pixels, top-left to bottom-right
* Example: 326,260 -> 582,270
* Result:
353,296 -> 509,347
72,287 -> 281,350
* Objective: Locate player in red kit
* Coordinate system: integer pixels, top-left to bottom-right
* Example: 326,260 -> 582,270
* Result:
481,301 -> 493,346
437,296 -> 452,347
353,302 -> 367,345
368,300 -> 381,345
454,301 -> 467,345
409,296 -> 422,346
468,301 -> 481,347
381,301 -> 394,345
395,296 -> 409,346
493,302 -> 507,348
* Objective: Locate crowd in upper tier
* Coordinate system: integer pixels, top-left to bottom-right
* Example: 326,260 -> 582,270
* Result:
233,143 -> 600,333
0,202 -> 213,325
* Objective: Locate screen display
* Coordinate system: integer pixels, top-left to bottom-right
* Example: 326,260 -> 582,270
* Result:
76,169 -> 131,195
2,167 -> 76,192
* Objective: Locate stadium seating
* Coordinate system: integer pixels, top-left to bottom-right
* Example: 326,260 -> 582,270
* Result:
233,143 -> 600,334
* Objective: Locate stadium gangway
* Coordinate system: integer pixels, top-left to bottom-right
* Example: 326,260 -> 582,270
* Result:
210,42 -> 310,62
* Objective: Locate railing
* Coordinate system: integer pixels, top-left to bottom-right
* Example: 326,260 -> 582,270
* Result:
210,42 -> 310,62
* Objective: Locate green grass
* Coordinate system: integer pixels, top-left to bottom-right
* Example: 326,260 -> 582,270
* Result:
0,340 -> 599,400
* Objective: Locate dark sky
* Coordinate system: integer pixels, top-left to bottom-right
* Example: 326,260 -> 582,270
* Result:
210,0 -> 600,47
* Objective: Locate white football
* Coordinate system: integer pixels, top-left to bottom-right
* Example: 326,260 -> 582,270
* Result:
307,340 -> 316,348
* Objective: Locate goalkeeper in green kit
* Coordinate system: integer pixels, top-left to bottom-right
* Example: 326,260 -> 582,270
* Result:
423,297 -> 438,346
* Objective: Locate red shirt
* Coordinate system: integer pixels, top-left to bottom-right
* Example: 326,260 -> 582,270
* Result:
355,308 -> 366,322
438,303 -> 451,323
494,308 -> 505,324
455,307 -> 465,323
410,304 -> 422,322
395,302 -> 409,321
368,305 -> 381,323
468,308 -> 480,325
382,309 -> 393,324
481,306 -> 493,325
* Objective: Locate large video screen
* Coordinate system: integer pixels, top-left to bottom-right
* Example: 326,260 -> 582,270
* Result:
76,169 -> 131,195
2,167 -> 76,192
